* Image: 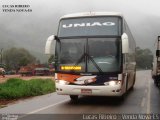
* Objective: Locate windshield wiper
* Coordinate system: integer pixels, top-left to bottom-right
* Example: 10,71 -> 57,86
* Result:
70,53 -> 103,73
86,54 -> 103,73
68,43 -> 103,73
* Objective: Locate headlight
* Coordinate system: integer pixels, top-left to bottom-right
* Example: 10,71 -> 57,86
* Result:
109,81 -> 116,86
104,80 -> 121,86
56,80 -> 69,85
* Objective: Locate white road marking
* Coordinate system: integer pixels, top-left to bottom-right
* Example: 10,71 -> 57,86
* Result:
147,78 -> 151,114
28,99 -> 69,114
145,89 -> 147,93
141,97 -> 146,107
19,99 -> 69,119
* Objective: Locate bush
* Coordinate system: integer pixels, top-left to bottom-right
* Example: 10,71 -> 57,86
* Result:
0,78 -> 55,99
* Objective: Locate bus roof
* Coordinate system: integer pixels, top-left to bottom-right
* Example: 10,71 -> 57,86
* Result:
61,12 -> 123,19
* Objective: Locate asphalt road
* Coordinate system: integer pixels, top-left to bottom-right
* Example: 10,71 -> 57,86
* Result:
0,70 -> 160,120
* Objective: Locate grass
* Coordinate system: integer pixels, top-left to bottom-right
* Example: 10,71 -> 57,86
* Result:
0,78 -> 55,99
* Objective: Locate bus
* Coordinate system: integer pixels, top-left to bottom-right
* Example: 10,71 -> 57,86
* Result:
152,36 -> 160,87
45,12 -> 136,101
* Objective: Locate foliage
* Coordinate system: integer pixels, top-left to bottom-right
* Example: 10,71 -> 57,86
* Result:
3,48 -> 36,71
136,47 -> 153,69
0,78 -> 55,99
48,55 -> 55,64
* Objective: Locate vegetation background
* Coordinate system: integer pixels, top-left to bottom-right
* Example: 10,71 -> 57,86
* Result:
0,46 -> 153,71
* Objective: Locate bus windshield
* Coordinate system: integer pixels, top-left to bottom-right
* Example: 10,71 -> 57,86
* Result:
58,16 -> 122,38
56,38 -> 121,73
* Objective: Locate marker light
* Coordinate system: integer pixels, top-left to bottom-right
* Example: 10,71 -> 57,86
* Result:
60,66 -> 81,70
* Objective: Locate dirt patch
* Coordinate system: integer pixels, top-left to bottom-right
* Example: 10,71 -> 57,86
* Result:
0,75 -> 54,83
0,75 -> 21,83
0,99 -> 17,106
0,98 -> 22,108
0,96 -> 35,108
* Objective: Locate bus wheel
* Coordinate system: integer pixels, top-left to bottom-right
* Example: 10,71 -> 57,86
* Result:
157,82 -> 160,88
125,76 -> 128,92
130,74 -> 136,90
70,95 -> 78,102
154,79 -> 158,87
117,94 -> 125,101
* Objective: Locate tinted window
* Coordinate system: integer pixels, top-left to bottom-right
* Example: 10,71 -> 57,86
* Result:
56,38 -> 121,73
58,17 -> 122,37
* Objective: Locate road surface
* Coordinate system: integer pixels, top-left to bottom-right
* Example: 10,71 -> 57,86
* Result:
0,70 -> 160,120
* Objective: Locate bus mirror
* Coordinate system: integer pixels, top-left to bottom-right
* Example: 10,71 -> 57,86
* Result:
122,33 -> 129,53
156,50 -> 160,57
45,35 -> 56,55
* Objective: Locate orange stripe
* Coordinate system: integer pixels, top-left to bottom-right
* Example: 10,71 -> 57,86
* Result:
57,73 -> 81,83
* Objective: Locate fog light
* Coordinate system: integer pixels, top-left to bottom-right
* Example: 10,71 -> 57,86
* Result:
116,89 -> 121,92
112,90 -> 115,92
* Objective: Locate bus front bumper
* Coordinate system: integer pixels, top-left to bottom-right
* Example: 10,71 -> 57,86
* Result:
56,83 -> 123,96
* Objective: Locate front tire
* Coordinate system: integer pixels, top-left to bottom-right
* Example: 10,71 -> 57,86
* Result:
70,95 -> 78,102
154,78 -> 159,87
157,81 -> 160,88
130,73 -> 136,90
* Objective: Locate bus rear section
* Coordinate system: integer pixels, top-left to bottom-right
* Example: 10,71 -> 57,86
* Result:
45,12 -> 136,101
152,36 -> 160,87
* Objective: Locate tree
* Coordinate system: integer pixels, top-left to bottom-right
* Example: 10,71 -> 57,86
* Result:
3,48 -> 36,71
136,47 -> 153,69
48,55 -> 55,64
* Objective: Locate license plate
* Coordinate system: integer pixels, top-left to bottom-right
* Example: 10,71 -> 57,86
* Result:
81,89 -> 92,94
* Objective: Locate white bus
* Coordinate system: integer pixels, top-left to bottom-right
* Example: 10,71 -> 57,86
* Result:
152,36 -> 160,87
45,12 -> 136,101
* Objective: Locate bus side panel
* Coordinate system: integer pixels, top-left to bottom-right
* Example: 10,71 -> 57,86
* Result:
123,19 -> 136,91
